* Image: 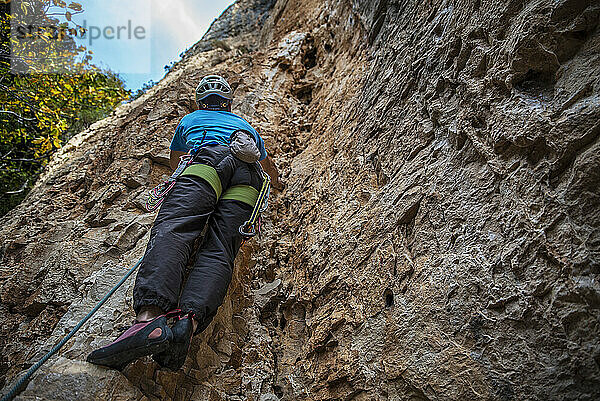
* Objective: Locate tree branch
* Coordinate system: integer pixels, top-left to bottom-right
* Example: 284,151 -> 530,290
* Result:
1,157 -> 45,164
0,109 -> 37,121
5,178 -> 29,195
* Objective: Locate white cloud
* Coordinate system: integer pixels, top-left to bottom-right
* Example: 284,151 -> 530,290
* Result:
61,0 -> 235,89
152,0 -> 233,53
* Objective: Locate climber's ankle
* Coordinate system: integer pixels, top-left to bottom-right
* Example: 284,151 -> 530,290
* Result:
137,305 -> 164,322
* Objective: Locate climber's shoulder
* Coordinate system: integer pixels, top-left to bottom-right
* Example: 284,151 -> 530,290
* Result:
178,110 -> 259,135
182,110 -> 242,121
221,112 -> 258,130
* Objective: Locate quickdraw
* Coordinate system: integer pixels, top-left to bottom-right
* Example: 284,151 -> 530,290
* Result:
239,163 -> 271,243
145,131 -> 207,212
145,155 -> 191,211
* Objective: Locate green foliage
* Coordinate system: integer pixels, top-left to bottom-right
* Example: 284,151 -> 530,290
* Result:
0,0 -> 131,217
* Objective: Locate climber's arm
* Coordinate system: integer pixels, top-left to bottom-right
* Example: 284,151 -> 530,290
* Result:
260,155 -> 284,190
170,150 -> 186,171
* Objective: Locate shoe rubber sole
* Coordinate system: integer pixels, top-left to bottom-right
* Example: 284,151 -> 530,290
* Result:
88,339 -> 172,369
152,316 -> 192,371
152,342 -> 188,371
87,315 -> 174,370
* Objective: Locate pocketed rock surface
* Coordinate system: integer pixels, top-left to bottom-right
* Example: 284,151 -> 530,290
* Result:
1,0 -> 599,400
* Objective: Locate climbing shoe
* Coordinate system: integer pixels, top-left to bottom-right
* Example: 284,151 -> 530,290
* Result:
152,314 -> 193,371
86,315 -> 173,370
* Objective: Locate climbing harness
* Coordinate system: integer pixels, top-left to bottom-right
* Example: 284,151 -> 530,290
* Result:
0,258 -> 143,401
145,129 -> 271,244
176,159 -> 271,244
239,163 -> 271,242
145,155 -> 191,211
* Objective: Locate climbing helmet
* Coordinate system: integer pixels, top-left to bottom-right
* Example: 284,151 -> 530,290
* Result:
195,75 -> 233,105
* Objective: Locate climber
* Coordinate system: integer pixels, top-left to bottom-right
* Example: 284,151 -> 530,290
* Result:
86,75 -> 283,371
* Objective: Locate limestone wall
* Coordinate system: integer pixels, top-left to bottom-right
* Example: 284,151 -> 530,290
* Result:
1,0 -> 598,400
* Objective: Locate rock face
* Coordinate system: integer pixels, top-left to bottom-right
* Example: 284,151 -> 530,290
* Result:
182,0 -> 277,58
1,0 -> 599,400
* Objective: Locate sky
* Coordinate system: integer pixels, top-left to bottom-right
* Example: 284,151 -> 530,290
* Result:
63,0 -> 235,91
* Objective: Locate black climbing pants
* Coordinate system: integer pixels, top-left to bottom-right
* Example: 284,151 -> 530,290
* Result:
133,144 -> 263,333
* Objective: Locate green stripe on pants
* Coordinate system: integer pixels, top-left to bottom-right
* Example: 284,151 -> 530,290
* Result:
181,164 -> 222,199
221,185 -> 259,207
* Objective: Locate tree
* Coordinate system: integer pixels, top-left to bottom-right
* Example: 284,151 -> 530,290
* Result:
0,0 -> 131,216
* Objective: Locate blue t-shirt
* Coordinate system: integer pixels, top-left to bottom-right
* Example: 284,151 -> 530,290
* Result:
169,110 -> 267,161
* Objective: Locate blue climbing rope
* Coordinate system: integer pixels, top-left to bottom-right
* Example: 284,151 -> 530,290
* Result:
1,257 -> 143,401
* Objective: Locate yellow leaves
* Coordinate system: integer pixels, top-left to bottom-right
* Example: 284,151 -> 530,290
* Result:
32,137 -> 52,156
2,0 -> 129,165
68,2 -> 82,11
20,1 -> 29,14
3,69 -> 129,156
0,0 -> 132,206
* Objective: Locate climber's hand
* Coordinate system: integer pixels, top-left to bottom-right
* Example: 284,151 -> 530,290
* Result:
170,150 -> 186,171
271,177 -> 285,191
260,156 -> 284,191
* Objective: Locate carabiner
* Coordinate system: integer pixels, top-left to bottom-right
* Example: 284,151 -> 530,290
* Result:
239,221 -> 256,238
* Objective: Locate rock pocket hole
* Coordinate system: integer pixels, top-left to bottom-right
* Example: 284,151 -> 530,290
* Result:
302,37 -> 317,69
384,288 -> 394,308
279,314 -> 287,330
273,385 -> 284,398
514,69 -> 555,97
293,84 -> 314,105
